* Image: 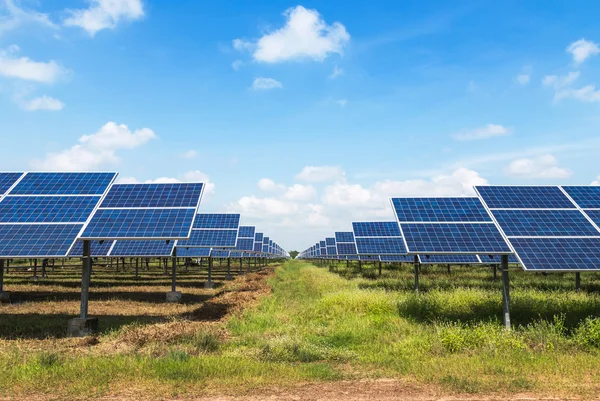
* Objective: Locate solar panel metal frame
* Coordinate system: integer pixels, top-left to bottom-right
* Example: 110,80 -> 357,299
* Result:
475,185 -> 600,271
391,196 -> 513,256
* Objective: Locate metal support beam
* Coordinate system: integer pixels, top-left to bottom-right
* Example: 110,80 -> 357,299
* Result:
80,240 -> 92,319
171,247 -> 177,292
0,259 -> 4,293
226,257 -> 233,280
205,256 -> 214,288
493,265 -> 497,280
501,255 -> 511,330
447,264 -> 451,274
413,255 -> 420,293
378,260 -> 382,276
576,272 -> 581,291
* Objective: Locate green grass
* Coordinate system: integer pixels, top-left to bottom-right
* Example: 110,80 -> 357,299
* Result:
2,259 -> 600,398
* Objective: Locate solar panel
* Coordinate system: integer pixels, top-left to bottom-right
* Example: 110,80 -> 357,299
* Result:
320,240 -> 326,247
236,238 -> 255,251
476,185 -> 600,271
335,232 -> 354,243
352,221 -> 401,237
11,172 -> 116,195
69,240 -> 114,257
238,226 -> 255,238
359,255 -> 379,261
401,223 -> 512,254
479,254 -> 520,264
585,210 -> 600,227
253,242 -> 263,252
326,237 -> 336,246
337,242 -> 357,255
211,250 -> 230,258
392,198 -> 492,222
110,240 -> 175,257
193,214 -> 240,229
83,209 -> 196,239
355,237 -> 406,255
177,229 -> 238,247
380,255 -> 413,262
0,196 -> 101,223
255,232 -> 263,242
475,186 -> 574,209
326,246 -> 337,256
0,173 -> 24,194
0,224 -> 83,257
418,254 -> 480,264
100,183 -> 202,208
563,186 -> 600,209
176,247 -> 211,257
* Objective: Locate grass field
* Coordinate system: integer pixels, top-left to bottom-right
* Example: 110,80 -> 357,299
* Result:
2,259 -> 600,399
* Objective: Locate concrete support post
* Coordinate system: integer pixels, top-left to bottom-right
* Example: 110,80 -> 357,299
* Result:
576,272 -> 581,291
501,255 -> 511,330
447,264 -> 451,274
205,257 -> 214,288
413,255 -> 420,293
67,240 -> 98,337
166,248 -> 182,303
226,257 -> 233,280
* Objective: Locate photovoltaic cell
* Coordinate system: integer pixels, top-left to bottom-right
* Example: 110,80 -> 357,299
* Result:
110,240 -> 175,257
0,224 -> 83,257
211,250 -> 230,258
418,255 -> 480,264
238,226 -> 255,238
392,198 -> 492,222
337,242 -> 357,255
475,186 -> 574,209
584,210 -> 600,227
326,246 -> 337,255
563,186 -> 600,209
0,196 -> 101,223
11,172 -> 116,195
380,255 -> 413,262
355,237 -> 406,255
0,173 -> 23,194
320,240 -> 326,247
326,237 -> 335,246
193,214 -> 240,229
236,238 -> 255,251
353,221 -> 401,237
101,183 -> 203,208
402,223 -> 512,254
492,209 -> 600,236
176,247 -> 211,257
83,208 -> 195,239
510,237 -> 600,271
255,233 -> 263,242
479,254 -> 520,264
254,242 -> 263,252
69,240 -> 114,257
335,232 -> 354,243
178,229 -> 238,247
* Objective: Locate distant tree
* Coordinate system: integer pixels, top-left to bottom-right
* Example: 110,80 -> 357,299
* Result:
289,250 -> 299,259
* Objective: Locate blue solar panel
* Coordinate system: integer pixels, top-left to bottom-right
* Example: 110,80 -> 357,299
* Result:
0,173 -> 23,194
359,255 -> 379,261
479,254 -> 520,264
346,255 -> 359,260
380,255 -> 413,262
69,240 -> 114,257
392,198 -> 492,222
355,237 -> 406,255
82,208 -> 195,239
326,246 -> 337,255
255,232 -> 263,242
178,229 -> 237,247
320,240 -> 326,247
337,242 -> 357,255
263,237 -> 270,245
335,232 -> 354,243
419,255 -> 480,264
475,186 -> 574,209
353,221 -> 401,237
563,186 -> 600,209
193,214 -> 240,229
492,209 -> 600,236
236,238 -> 255,251
238,226 -> 255,238
211,250 -> 230,258
510,237 -> 600,271
262,244 -> 268,252
11,172 -> 116,195
0,196 -> 100,223
110,240 -> 175,257
584,210 -> 600,227
100,183 -> 203,208
176,247 -> 211,257
326,237 -> 335,246
253,242 -> 263,252
402,223 -> 512,254
0,224 -> 83,257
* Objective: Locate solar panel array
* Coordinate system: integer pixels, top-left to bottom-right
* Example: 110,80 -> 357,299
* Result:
476,186 -> 600,271
352,221 -> 406,256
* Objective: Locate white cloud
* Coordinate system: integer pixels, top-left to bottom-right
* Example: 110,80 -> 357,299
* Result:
0,0 -> 57,34
329,65 -> 343,79
235,5 -> 350,63
251,77 -> 282,90
453,124 -> 511,141
542,71 -> 580,88
516,74 -> 530,85
231,59 -> 243,71
181,150 -> 197,159
296,165 -> 345,182
258,178 -> 286,192
0,45 -> 66,83
283,184 -> 316,201
567,39 -> 600,64
322,182 -> 372,207
118,170 -> 216,196
555,85 -> 600,103
64,0 -> 144,36
592,176 -> 600,186
505,154 -> 571,179
32,121 -> 156,171
336,98 -> 347,107
19,95 -> 64,111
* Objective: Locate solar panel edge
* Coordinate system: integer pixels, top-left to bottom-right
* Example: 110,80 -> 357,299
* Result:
558,186 -> 600,235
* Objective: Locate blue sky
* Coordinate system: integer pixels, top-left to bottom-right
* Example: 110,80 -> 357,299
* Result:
1,0 -> 599,250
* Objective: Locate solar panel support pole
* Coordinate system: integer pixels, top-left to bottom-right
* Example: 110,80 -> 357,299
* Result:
501,255 -> 511,330
226,257 -> 233,280
205,257 -> 214,289
166,248 -> 182,303
576,272 -> 581,292
80,240 -> 92,319
413,255 -> 420,293
378,260 -> 382,276
0,259 -> 7,303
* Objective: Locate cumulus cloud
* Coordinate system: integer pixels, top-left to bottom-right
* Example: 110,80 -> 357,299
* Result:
233,5 -> 349,63
117,170 -> 216,196
0,0 -> 57,34
181,150 -> 197,159
251,77 -> 283,90
567,39 -> 600,64
554,85 -> 600,103
258,178 -> 286,192
295,165 -> 345,182
504,154 -> 571,179
31,121 -> 156,170
453,124 -> 511,141
0,45 -> 67,83
283,184 -> 317,201
516,74 -> 530,85
18,95 -> 64,111
64,0 -> 144,36
542,71 -> 580,89
592,176 -> 600,185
